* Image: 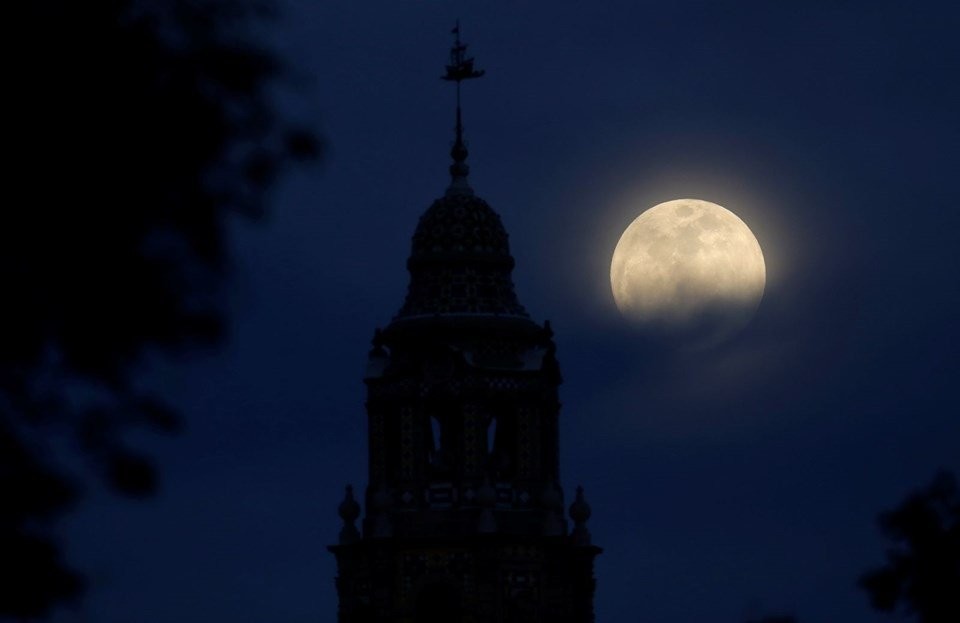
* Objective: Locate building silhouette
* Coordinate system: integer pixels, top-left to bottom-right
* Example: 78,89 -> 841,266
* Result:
329,28 -> 600,623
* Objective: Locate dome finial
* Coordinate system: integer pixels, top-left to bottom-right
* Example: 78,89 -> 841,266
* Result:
442,20 -> 484,196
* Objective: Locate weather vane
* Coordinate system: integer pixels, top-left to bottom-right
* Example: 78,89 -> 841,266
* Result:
443,20 -> 485,89
442,20 -> 485,194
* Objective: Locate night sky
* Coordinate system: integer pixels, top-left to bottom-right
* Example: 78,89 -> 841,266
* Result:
56,2 -> 959,622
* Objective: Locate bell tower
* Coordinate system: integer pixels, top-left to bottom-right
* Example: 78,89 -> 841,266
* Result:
329,25 -> 600,623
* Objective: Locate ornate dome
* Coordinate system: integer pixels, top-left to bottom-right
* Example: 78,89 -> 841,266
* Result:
409,193 -> 511,264
394,191 -> 528,321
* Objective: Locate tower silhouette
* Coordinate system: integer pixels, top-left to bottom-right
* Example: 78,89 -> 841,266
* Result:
330,26 -> 600,623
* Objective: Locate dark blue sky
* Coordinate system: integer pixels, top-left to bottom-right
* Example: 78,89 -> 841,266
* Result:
57,2 -> 959,622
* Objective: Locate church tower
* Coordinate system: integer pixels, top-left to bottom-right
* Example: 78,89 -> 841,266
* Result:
330,27 -> 600,623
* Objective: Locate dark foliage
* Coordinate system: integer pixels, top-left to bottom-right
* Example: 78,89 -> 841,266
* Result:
1,1 -> 318,618
859,471 -> 960,623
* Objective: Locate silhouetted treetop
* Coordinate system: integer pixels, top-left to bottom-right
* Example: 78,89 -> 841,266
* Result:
859,470 -> 960,623
2,0 -> 318,618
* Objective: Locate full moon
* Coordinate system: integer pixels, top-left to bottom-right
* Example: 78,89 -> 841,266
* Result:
610,198 -> 766,346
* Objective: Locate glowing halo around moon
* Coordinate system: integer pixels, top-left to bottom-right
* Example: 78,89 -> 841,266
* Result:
610,198 -> 766,347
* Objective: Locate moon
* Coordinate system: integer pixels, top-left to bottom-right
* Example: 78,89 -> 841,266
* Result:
610,198 -> 766,346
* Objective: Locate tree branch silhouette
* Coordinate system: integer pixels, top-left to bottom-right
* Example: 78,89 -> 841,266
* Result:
859,470 -> 960,623
2,1 -> 319,618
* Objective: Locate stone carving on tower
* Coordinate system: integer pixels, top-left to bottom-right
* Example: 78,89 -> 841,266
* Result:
329,24 -> 601,623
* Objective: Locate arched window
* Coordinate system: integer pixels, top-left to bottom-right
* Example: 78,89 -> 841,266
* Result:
491,411 -> 517,479
487,416 -> 497,456
428,415 -> 449,477
430,416 -> 442,461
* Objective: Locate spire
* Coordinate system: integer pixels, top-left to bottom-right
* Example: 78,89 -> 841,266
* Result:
442,20 -> 485,196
